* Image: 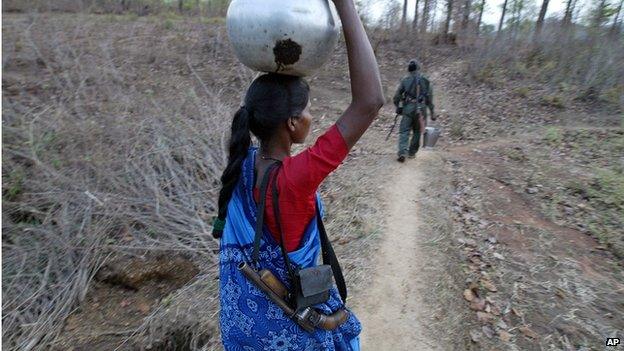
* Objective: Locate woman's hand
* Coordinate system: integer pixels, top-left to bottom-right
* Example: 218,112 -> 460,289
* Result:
332,0 -> 384,149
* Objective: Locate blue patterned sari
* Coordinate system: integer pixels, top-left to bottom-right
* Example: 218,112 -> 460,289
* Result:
219,147 -> 361,350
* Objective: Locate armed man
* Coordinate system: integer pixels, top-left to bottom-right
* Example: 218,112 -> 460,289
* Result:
392,59 -> 435,162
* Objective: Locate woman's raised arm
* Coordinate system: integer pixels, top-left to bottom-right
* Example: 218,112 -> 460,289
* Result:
332,0 -> 384,149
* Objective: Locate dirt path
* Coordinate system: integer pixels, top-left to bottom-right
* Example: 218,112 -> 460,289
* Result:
356,151 -> 441,350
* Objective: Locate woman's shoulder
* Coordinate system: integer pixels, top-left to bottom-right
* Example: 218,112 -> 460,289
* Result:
278,124 -> 348,193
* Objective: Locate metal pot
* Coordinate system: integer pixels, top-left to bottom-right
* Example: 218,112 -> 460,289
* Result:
226,0 -> 341,77
423,126 -> 441,148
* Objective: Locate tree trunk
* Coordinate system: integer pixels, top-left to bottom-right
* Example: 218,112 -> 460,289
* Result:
444,0 -> 454,35
511,0 -> 525,36
421,0 -> 431,33
535,0 -> 550,36
413,0 -> 421,30
402,0 -> 408,28
563,0 -> 576,26
498,0 -> 508,33
593,0 -> 608,28
611,0 -> 624,32
461,0 -> 472,31
476,0 -> 485,34
120,0 -> 129,11
178,0 -> 184,13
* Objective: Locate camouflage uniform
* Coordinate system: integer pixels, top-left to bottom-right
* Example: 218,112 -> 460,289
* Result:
393,71 -> 434,157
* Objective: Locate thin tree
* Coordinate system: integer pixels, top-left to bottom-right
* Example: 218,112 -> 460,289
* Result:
443,0 -> 455,35
421,0 -> 432,33
509,0 -> 526,36
461,0 -> 473,31
178,0 -> 184,13
476,0 -> 486,34
498,0 -> 509,33
611,0 -> 623,32
120,0 -> 130,12
535,0 -> 550,37
592,0 -> 610,28
402,0 -> 409,28
413,0 -> 421,30
430,0 -> 440,32
563,0 -> 578,26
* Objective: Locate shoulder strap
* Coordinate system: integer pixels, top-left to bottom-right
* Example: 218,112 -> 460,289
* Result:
315,208 -> 348,302
252,161 -> 281,265
271,170 -> 298,282
405,74 -> 420,99
271,174 -> 348,303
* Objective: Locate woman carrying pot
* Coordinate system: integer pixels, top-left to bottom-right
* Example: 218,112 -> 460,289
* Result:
213,0 -> 383,349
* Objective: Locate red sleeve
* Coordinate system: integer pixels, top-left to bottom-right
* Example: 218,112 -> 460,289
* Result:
280,124 -> 349,195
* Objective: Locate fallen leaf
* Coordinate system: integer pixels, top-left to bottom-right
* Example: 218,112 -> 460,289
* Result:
490,304 -> 501,316
499,330 -> 512,342
496,319 -> 508,329
526,187 -> 538,194
120,299 -> 131,308
464,289 -> 476,302
470,298 -> 487,311
482,325 -> 495,339
512,307 -> 523,317
137,301 -> 151,314
519,326 -> 539,339
493,253 -> 505,260
476,311 -> 495,324
469,329 -> 481,343
481,279 -> 498,292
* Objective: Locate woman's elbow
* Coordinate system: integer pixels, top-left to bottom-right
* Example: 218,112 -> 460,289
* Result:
360,96 -> 385,115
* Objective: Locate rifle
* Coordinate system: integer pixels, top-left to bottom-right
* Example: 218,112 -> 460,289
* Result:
385,114 -> 400,141
238,262 -> 349,333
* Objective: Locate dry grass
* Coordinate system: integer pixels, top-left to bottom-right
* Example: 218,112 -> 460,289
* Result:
468,24 -> 624,110
2,13 -> 236,350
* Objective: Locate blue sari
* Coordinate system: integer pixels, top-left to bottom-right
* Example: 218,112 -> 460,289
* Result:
219,147 -> 361,350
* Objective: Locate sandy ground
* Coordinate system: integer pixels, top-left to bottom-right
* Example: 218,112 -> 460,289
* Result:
356,151 -> 442,350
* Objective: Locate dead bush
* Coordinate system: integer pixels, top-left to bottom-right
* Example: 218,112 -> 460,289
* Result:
2,14 -> 236,350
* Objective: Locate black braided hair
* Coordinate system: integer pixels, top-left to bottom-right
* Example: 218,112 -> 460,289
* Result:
212,73 -> 309,238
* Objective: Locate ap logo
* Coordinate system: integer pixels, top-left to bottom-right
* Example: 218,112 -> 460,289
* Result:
607,338 -> 620,347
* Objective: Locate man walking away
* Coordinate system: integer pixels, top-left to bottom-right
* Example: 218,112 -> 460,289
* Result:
392,59 -> 435,162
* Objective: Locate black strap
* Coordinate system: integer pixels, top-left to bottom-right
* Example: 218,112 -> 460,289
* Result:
252,160 -> 348,302
270,167 -> 348,303
252,162 -> 281,265
315,209 -> 348,302
405,74 -> 421,100
271,169 -> 298,282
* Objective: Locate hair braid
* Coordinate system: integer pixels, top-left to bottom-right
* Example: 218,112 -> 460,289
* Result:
212,107 -> 251,238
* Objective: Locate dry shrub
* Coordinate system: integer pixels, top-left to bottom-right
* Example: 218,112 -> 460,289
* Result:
2,14 -> 235,350
2,0 -> 230,16
468,23 -> 624,109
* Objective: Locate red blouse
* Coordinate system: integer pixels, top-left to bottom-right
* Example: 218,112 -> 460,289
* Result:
253,124 -> 349,252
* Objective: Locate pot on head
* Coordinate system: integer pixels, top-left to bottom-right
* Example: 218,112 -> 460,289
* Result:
226,0 -> 341,77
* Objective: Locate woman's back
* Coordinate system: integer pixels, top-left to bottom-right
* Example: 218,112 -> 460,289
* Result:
253,124 -> 349,251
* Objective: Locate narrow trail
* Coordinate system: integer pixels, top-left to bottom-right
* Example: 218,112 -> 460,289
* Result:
356,151 -> 441,350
